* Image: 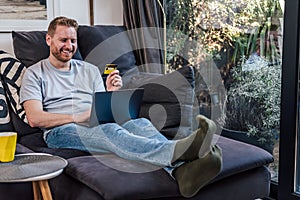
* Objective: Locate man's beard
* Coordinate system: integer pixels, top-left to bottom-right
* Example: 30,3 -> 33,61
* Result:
51,47 -> 75,62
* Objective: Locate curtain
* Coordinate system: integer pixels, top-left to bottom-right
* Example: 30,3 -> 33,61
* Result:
123,0 -> 165,74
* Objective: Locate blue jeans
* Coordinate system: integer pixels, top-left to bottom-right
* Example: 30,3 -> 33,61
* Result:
45,118 -> 177,167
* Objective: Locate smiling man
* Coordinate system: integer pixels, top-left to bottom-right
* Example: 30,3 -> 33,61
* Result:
20,16 -> 222,198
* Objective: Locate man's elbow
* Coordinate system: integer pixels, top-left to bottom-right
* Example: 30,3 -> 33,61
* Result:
27,117 -> 41,128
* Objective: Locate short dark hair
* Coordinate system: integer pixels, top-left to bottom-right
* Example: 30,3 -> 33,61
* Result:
47,16 -> 78,37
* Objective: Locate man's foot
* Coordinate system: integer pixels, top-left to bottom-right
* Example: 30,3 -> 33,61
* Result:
172,115 -> 216,162
174,144 -> 222,198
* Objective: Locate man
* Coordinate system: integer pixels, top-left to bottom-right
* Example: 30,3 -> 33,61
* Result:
20,16 -> 222,198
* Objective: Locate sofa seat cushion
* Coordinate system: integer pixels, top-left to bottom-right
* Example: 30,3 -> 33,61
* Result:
16,143 -> 34,154
19,131 -> 90,159
66,154 -> 179,200
64,136 -> 273,199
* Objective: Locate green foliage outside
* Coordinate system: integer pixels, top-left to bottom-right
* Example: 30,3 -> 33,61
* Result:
164,0 -> 283,144
164,0 -> 283,70
226,55 -> 281,144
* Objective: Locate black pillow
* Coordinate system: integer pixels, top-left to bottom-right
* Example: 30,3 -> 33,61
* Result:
12,31 -> 82,67
77,25 -> 136,76
122,66 -> 196,139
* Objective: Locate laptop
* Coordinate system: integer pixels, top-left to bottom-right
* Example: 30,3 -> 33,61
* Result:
90,88 -> 144,126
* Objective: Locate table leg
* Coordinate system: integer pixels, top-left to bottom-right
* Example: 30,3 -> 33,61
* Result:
32,181 -> 41,200
38,180 -> 53,200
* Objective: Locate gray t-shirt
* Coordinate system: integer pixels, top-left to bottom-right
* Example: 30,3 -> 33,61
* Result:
20,58 -> 105,115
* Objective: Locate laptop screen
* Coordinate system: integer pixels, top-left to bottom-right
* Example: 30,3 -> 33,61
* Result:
91,88 -> 144,125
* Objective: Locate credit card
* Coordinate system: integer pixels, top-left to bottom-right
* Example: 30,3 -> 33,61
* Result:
104,64 -> 118,74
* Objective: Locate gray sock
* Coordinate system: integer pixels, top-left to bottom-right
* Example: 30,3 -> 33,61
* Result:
174,144 -> 223,198
172,115 -> 216,162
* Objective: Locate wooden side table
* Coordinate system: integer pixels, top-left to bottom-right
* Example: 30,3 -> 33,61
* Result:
0,153 -> 67,200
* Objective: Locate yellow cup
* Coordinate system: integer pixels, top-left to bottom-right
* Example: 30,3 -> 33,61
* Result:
0,132 -> 17,162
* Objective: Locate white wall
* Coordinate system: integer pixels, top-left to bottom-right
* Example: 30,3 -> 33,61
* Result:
0,33 -> 14,55
94,0 -> 123,25
53,0 -> 91,25
0,0 -> 123,55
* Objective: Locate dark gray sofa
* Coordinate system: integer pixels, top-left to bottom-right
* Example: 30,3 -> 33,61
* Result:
0,25 -> 273,200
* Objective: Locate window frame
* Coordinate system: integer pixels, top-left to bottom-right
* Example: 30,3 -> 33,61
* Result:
0,0 -> 55,31
278,0 -> 300,199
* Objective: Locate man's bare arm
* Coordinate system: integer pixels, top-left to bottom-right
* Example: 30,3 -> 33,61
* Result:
23,100 -> 90,129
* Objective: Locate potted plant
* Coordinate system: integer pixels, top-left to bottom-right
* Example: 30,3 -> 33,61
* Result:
223,53 -> 281,153
221,0 -> 283,154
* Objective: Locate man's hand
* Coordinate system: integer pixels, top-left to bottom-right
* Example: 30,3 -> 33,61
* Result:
106,70 -> 122,91
73,109 -> 91,126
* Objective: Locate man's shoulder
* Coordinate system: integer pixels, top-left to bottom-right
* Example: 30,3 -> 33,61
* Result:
71,59 -> 95,66
71,59 -> 99,71
25,59 -> 46,73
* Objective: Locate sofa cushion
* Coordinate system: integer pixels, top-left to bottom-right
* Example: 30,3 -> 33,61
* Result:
0,51 -> 40,136
211,136 -> 273,182
12,31 -> 82,67
16,143 -> 33,154
122,66 -> 196,139
66,154 -> 179,199
77,25 -> 136,76
0,60 -> 13,132
0,51 -> 27,123
65,136 -> 273,199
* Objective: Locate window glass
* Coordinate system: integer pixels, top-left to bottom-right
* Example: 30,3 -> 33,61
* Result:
0,0 -> 54,31
164,0 -> 283,182
0,0 -> 47,20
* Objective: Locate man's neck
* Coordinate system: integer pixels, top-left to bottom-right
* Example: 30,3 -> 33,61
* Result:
48,57 -> 71,71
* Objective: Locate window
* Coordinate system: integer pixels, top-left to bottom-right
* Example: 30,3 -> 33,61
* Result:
164,0 -> 283,187
0,0 -> 54,31
278,1 -> 300,199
